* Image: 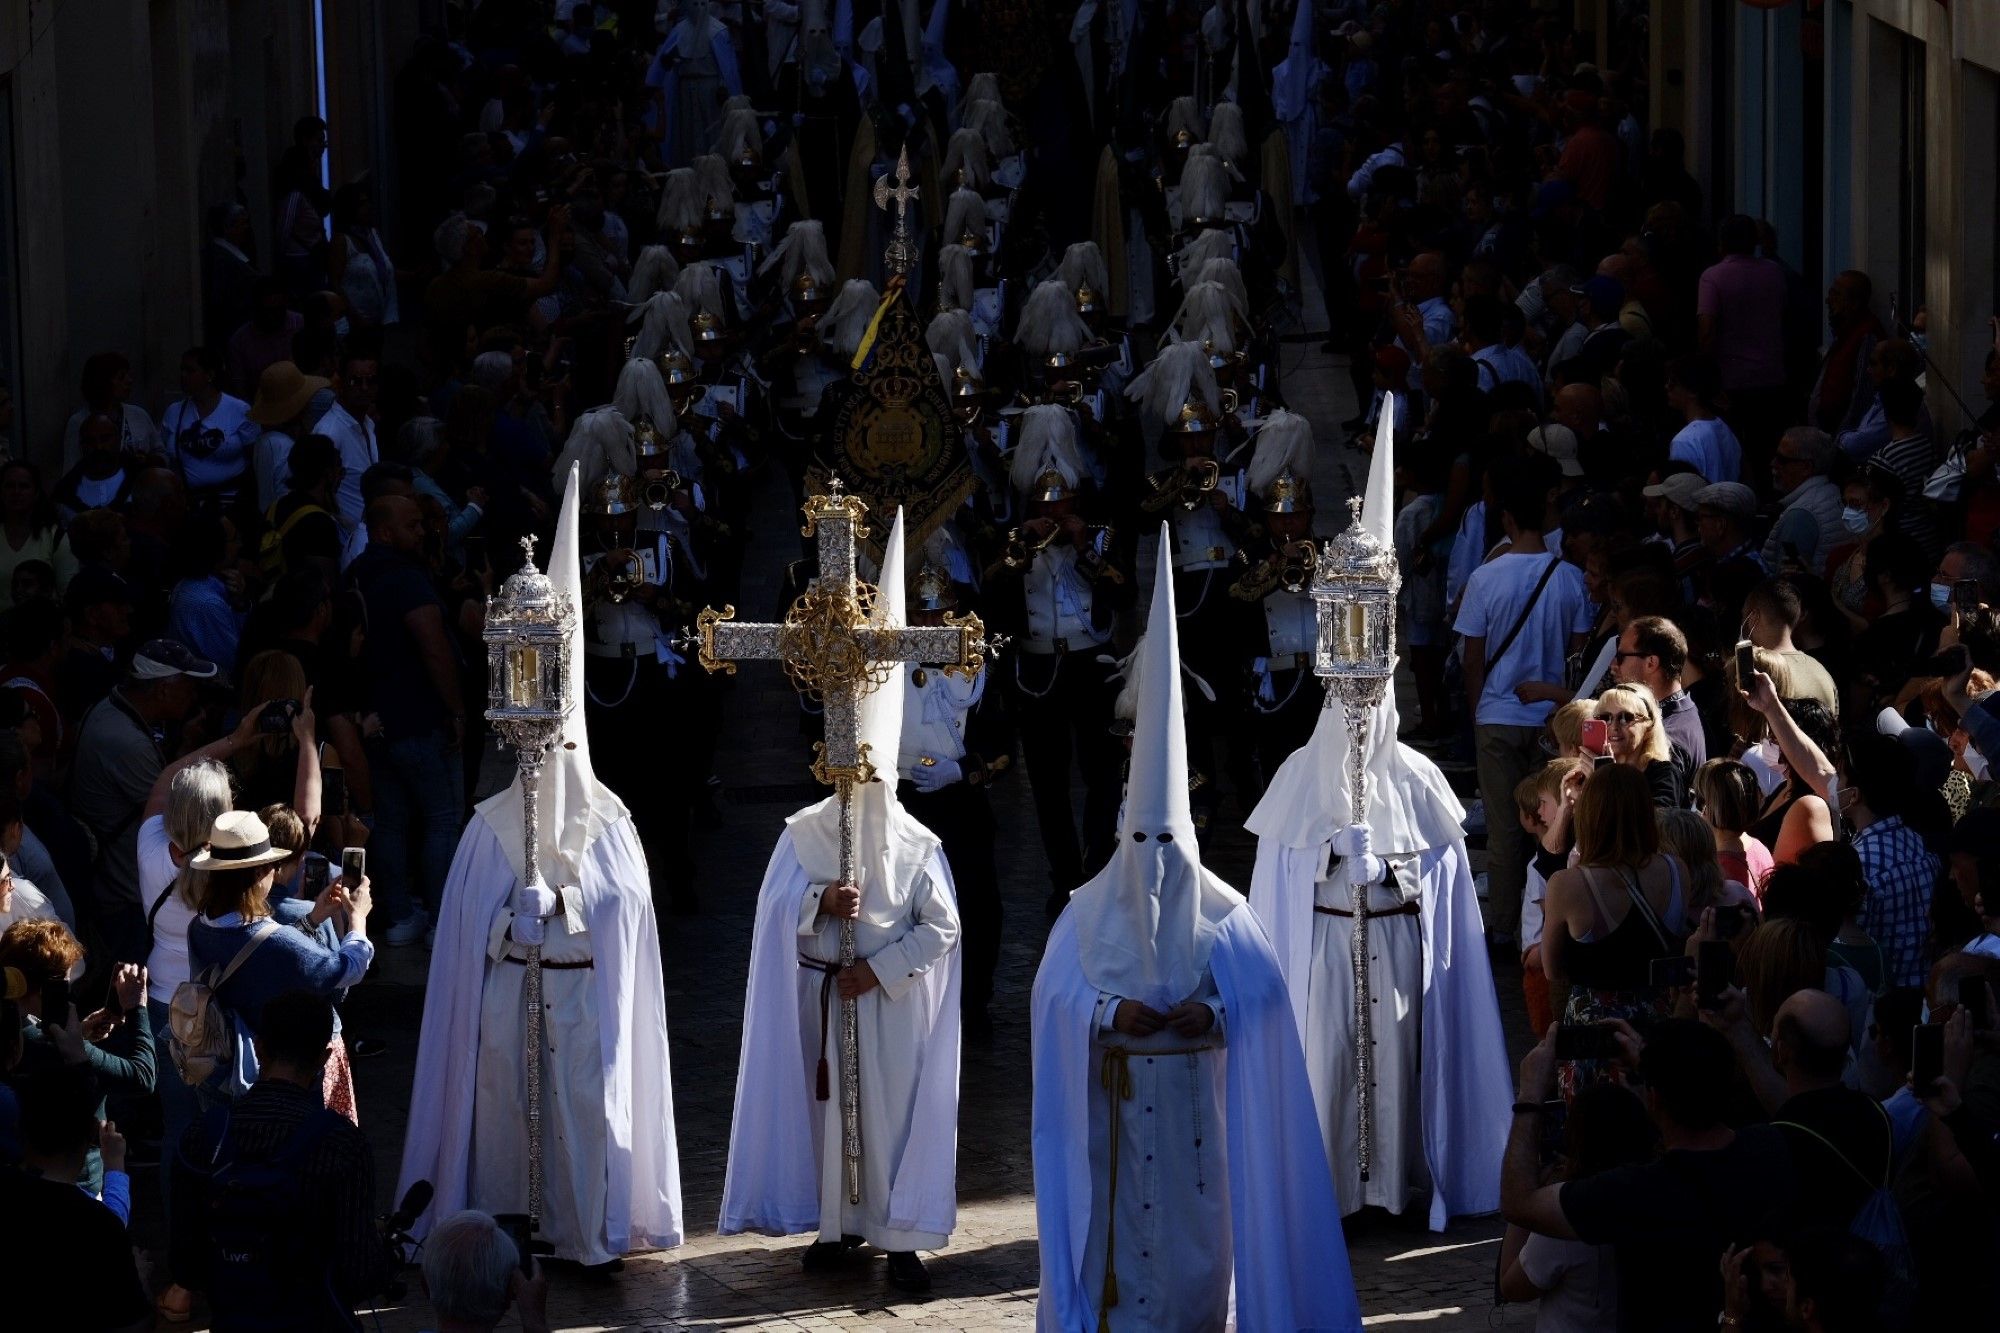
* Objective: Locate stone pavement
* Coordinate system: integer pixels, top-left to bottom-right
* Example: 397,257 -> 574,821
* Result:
150,337 -> 1542,1331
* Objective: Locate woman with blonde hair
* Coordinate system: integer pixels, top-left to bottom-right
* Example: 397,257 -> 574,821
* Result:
1589,683 -> 1685,808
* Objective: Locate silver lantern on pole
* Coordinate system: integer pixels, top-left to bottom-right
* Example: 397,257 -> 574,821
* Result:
482,535 -> 577,1232
1311,494 -> 1399,1181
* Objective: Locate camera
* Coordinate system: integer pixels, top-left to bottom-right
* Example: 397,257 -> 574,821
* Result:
257,698 -> 301,735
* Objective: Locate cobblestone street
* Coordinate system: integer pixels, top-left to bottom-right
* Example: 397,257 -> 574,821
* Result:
192,343 -> 1540,1331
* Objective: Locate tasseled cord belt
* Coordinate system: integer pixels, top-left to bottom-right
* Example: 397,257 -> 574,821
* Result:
800,955 -> 841,1100
1095,1042 -> 1218,1333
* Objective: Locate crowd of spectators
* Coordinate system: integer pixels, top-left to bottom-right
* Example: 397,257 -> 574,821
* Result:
1288,3 -> 2000,1328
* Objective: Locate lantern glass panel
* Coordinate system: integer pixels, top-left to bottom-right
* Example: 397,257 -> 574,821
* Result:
509,644 -> 542,709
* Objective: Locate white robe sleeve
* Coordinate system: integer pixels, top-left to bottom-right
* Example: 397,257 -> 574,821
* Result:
868,868 -> 961,1003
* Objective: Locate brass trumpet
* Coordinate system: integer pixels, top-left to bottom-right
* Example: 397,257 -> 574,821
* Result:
1141,456 -> 1222,513
1277,538 -> 1317,592
602,550 -> 644,603
1002,522 -> 1060,569
642,467 -> 685,512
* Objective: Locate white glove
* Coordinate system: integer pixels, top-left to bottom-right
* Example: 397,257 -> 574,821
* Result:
510,883 -> 557,945
910,757 -> 962,792
1331,823 -> 1384,889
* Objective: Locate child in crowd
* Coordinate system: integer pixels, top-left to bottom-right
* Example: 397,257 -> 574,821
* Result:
1519,757 -> 1588,1033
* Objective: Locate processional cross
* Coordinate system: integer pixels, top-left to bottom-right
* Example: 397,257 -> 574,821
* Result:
693,480 -> 990,1204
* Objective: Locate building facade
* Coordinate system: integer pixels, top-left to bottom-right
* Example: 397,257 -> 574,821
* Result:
0,0 -> 431,470
1659,0 -> 2000,433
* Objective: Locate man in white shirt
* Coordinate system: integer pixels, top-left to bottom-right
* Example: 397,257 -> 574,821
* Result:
1455,464 -> 1593,946
314,347 -> 382,529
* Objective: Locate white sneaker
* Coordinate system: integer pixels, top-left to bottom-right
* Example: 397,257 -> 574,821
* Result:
386,910 -> 429,947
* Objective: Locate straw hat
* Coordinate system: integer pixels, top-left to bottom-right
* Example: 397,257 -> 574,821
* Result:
248,361 -> 331,426
188,810 -> 295,872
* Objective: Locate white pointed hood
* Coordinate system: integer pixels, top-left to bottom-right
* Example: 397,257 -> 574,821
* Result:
1244,396 -> 1465,855
477,465 -> 631,885
784,510 -> 940,925
1068,526 -> 1244,1008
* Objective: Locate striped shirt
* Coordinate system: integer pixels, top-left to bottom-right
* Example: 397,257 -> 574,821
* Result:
1870,431 -> 1941,557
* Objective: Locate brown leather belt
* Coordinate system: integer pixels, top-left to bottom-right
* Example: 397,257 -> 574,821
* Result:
500,954 -> 595,968
1314,901 -> 1420,918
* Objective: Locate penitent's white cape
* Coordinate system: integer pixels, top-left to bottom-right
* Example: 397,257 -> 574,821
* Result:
1032,526 -> 1360,1332
396,466 -> 682,1262
1245,400 -> 1510,1230
720,510 -> 963,1247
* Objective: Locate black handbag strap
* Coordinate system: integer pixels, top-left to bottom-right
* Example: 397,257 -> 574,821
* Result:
1484,554 -> 1563,675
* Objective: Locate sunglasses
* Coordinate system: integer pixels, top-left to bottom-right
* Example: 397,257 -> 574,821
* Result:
1595,711 -> 1645,726
1612,650 -> 1648,661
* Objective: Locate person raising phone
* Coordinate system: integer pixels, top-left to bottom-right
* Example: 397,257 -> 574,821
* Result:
1587,683 -> 1688,809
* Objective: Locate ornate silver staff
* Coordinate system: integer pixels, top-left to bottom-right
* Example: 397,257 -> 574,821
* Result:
1312,495 -> 1399,1181
483,536 -> 578,1231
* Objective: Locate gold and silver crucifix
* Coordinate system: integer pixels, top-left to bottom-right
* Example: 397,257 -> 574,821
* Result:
693,479 -> 988,1203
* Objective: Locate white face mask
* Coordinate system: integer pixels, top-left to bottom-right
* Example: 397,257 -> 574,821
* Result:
1841,506 -> 1871,535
